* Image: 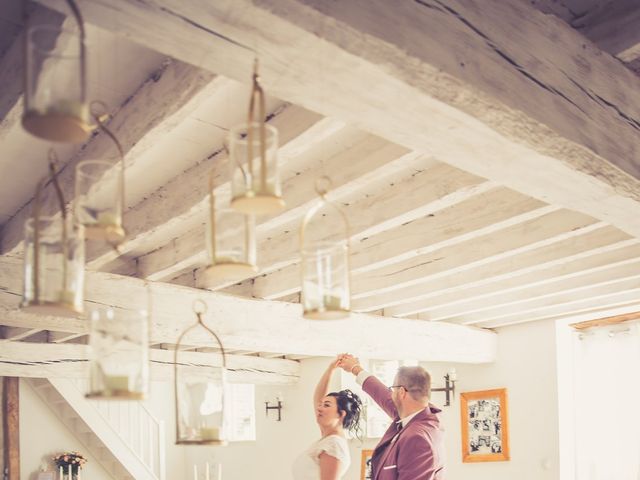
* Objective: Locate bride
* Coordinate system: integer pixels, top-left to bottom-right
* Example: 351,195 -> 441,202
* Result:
292,356 -> 363,480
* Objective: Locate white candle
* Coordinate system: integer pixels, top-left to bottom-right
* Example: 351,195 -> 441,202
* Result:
59,466 -> 62,479
206,462 -> 210,480
218,464 -> 222,480
194,464 -> 198,480
68,465 -> 71,479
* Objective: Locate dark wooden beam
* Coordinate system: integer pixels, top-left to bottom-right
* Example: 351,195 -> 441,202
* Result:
2,377 -> 19,480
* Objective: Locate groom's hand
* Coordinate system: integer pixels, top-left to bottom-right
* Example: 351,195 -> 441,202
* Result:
338,353 -> 360,374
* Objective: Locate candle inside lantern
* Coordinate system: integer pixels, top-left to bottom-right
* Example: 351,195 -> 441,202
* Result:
199,426 -> 220,441
104,374 -> 130,393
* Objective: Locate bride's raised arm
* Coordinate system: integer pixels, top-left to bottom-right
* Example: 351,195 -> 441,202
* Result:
313,356 -> 341,411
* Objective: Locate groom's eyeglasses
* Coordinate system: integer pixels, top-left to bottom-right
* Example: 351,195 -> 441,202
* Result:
388,385 -> 407,392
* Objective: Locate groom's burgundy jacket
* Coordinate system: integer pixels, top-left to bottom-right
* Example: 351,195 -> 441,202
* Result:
363,376 -> 445,480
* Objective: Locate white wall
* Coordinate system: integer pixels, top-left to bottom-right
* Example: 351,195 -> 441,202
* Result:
19,380 -> 113,480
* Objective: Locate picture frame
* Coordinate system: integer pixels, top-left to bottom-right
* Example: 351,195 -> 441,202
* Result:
360,449 -> 374,480
460,388 -> 509,463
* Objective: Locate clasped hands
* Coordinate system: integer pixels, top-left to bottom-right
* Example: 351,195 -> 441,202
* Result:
333,353 -> 360,373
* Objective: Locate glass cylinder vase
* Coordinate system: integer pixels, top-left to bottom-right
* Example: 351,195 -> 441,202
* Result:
22,216 -> 84,316
75,159 -> 125,244
228,122 -> 284,215
86,307 -> 149,400
23,25 -> 89,143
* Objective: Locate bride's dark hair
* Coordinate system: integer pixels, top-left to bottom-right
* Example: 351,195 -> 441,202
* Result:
328,389 -> 363,440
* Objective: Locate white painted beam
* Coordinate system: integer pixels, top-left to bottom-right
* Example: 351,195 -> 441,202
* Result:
0,256 -> 496,363
35,0 -> 640,239
1,59 -> 217,256
0,341 -> 300,385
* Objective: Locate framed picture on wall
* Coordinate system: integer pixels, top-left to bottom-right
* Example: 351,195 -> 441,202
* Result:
360,449 -> 374,480
460,388 -> 510,463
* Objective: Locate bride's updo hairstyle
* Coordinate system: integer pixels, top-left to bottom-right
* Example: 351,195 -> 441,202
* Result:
328,389 -> 363,439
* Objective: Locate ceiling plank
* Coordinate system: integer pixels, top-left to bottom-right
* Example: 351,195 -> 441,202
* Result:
0,341 -> 300,385
475,287 -> 640,329
352,213 -> 611,312
1,59 -> 217,256
0,256 -> 496,363
36,0 -> 640,239
392,241 -> 640,317
255,187 -> 551,300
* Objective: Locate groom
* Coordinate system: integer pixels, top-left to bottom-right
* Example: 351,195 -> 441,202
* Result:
339,354 -> 445,480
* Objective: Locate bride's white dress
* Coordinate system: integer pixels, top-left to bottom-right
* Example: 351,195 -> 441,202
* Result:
292,434 -> 350,479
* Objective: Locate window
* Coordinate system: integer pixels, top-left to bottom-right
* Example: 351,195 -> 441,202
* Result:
225,384 -> 256,442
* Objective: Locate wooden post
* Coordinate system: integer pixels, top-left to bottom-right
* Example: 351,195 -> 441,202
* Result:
2,377 -> 19,480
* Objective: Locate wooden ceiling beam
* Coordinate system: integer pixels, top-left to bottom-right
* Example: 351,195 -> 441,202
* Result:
0,256 -> 496,363
0,340 -> 300,385
35,0 -> 640,239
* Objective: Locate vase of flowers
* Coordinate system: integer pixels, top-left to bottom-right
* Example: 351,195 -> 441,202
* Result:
53,451 -> 87,480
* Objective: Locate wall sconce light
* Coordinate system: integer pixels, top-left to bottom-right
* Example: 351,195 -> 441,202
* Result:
265,394 -> 283,421
431,369 -> 457,407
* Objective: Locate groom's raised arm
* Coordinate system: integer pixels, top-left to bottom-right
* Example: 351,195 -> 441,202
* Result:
338,354 -> 398,419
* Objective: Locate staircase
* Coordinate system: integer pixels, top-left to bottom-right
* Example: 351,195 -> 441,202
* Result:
28,378 -> 166,480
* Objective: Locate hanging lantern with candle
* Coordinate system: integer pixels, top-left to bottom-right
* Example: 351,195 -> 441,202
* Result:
86,306 -> 149,400
175,300 -> 228,445
200,168 -> 257,286
74,102 -> 126,245
22,150 -> 85,316
300,177 -> 351,320
229,59 -> 284,215
22,0 -> 91,143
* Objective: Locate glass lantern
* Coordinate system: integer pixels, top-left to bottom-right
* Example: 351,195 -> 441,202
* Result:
22,154 -> 84,317
74,107 -> 126,244
201,173 -> 257,285
86,307 -> 149,400
22,0 -> 90,143
300,177 -> 351,320
175,300 -> 228,446
229,60 -> 285,215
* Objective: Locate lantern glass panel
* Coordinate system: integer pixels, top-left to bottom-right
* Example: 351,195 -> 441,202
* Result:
75,159 -> 124,243
202,200 -> 257,284
23,26 -> 89,143
22,216 -> 84,316
228,122 -> 283,214
86,307 -> 149,400
175,320 -> 227,445
301,240 -> 350,319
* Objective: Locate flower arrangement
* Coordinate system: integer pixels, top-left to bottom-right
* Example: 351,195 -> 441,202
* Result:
52,452 -> 87,475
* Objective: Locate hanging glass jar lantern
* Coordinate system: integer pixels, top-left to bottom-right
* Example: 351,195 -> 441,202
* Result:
22,151 -> 85,317
229,60 -> 285,215
22,0 -> 91,143
86,307 -> 149,400
175,300 -> 228,445
300,177 -> 351,320
74,102 -> 126,245
201,168 -> 258,285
